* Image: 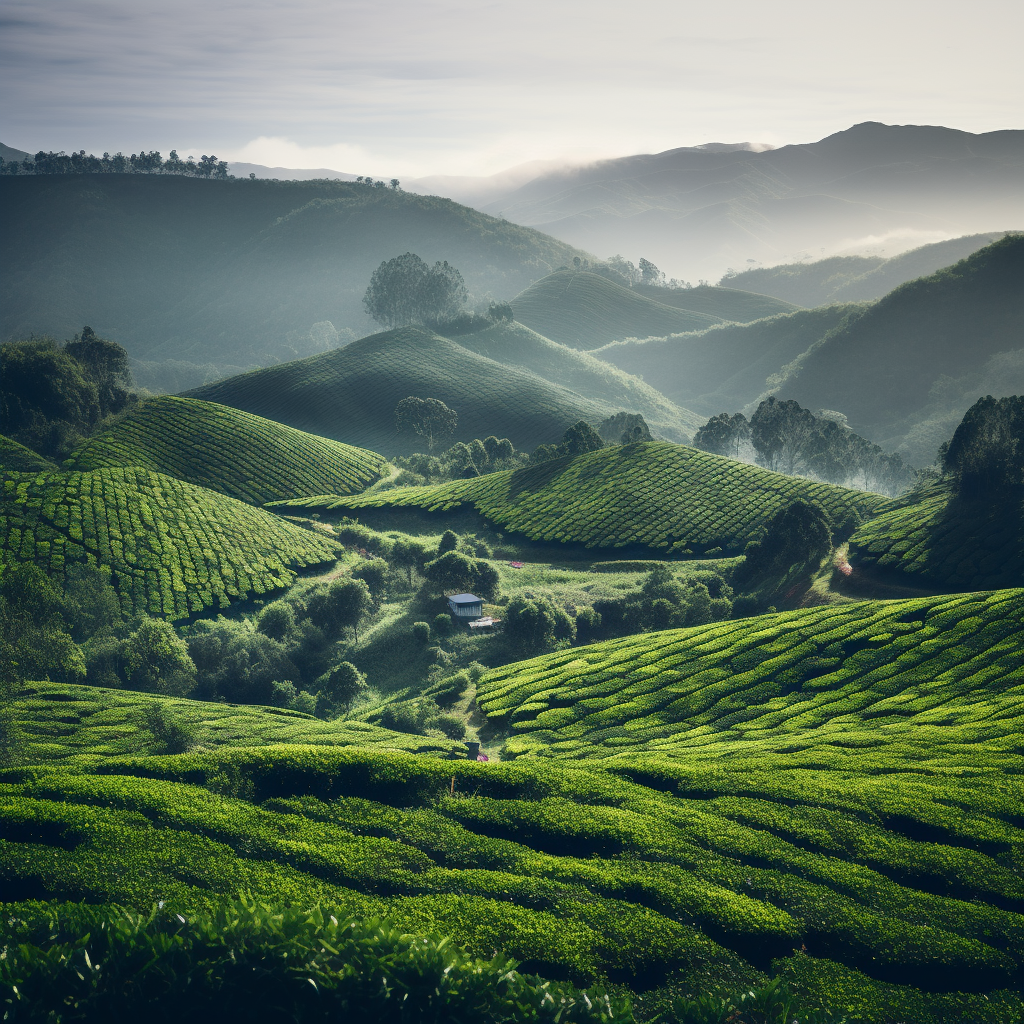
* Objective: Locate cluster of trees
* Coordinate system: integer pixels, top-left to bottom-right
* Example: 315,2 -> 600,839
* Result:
693,398 -> 914,495
1,329 -> 137,459
393,434 -> 523,485
593,256 -> 696,290
940,395 -> 1024,497
0,149 -> 230,178
733,500 -> 838,592
354,176 -> 401,189
394,396 -> 459,452
530,420 -> 606,465
363,253 -> 468,329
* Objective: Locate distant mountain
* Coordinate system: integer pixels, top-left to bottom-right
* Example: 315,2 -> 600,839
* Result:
594,305 -> 861,417
0,175 -> 588,367
0,142 -> 31,163
470,123 -> 1024,282
775,235 -> 1024,463
722,233 -> 1008,306
228,162 -> 355,181
186,325 -> 633,455
631,283 -> 797,321
511,270 -> 723,349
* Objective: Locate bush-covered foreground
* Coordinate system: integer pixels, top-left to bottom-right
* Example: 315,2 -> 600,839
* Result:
1,730 -> 1022,1022
847,483 -> 1024,591
271,442 -> 887,556
0,466 -> 340,618
65,396 -> 387,505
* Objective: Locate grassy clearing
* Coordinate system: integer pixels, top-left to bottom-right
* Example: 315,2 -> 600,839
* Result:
1,466 -> 340,618
512,271 -> 722,350
65,396 -> 386,504
271,442 -> 887,557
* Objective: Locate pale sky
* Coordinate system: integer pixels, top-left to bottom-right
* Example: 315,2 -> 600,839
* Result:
2,0 -> 1021,177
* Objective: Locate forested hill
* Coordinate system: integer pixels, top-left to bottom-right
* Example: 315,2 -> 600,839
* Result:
0,174 -> 588,367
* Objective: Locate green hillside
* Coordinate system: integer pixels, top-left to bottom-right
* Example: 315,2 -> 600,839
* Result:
444,319 -> 704,439
188,325 -> 615,455
724,233 -> 1007,306
633,282 -> 798,321
478,588 -> 1024,758
0,174 -> 589,367
0,433 -> 55,473
16,681 -> 456,761
512,270 -> 723,349
595,305 -> 861,417
775,236 -> 1024,454
64,396 -> 386,504
846,483 -> 1024,592
1,466 -> 340,618
271,441 -> 887,556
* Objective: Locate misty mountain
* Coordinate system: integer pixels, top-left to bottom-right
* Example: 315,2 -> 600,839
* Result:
467,123 -> 1024,282
0,142 -> 31,164
0,174 -> 588,367
722,232 -> 1007,306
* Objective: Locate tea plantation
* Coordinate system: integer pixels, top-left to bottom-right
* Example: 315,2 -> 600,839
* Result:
0,466 -> 340,618
1,734 -> 1020,1023
512,270 -> 722,349
272,442 -> 888,555
847,483 -> 1024,591
0,433 -> 55,473
65,396 -> 387,505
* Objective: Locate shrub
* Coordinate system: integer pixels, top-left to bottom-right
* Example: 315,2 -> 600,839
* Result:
412,621 -> 431,644
143,703 -> 197,754
432,613 -> 454,638
431,713 -> 468,740
257,601 -> 295,642
123,619 -> 197,697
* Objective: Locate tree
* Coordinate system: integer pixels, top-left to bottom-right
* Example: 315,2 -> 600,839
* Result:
423,551 -> 478,595
437,530 -> 459,556
256,601 -> 295,642
942,395 -> 1024,497
638,258 -> 664,286
750,398 -> 816,474
735,500 -> 833,588
503,596 -> 575,651
560,420 -> 604,459
693,413 -> 750,459
320,661 -> 367,712
394,396 -> 458,452
306,578 -> 373,640
363,253 -> 467,328
351,557 -> 389,606
597,412 -> 652,445
123,619 -> 197,697
390,538 -> 430,584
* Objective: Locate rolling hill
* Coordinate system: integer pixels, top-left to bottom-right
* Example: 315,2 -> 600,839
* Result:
64,396 -> 387,505
441,319 -> 704,439
0,465 -> 340,618
474,122 -> 1024,283
774,234 -> 1024,461
723,233 -> 1008,306
511,270 -> 723,349
0,433 -> 56,473
187,325 -> 627,455
595,305 -> 863,417
0,174 -> 589,367
844,483 -> 1024,593
270,441 -> 888,556
632,282 -> 797,321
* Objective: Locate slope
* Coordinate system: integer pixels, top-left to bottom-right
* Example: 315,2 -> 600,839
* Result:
844,483 -> 1024,593
633,282 -> 797,321
725,233 -> 1007,306
187,326 -> 614,456
775,235 -> 1024,456
443,319 -> 705,439
594,305 -> 862,417
512,270 -> 722,349
0,433 -> 56,473
65,396 -> 387,505
270,441 -> 887,556
0,466 -> 340,618
0,174 -> 589,367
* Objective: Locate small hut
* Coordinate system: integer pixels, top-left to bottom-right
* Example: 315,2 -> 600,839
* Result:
447,593 -> 484,620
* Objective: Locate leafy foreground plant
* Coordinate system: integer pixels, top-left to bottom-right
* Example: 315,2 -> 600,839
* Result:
0,899 -> 624,1023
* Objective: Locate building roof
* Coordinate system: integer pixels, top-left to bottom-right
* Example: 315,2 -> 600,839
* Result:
448,593 -> 482,604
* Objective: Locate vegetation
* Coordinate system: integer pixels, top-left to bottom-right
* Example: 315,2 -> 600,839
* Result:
188,326 -> 612,456
0,174 -> 588,367
1,147 -> 229,177
65,396 -> 387,504
0,465 -> 340,619
632,282 -> 798,322
940,394 -> 1024,497
512,270 -> 722,350
723,233 -> 1007,306
363,252 -> 468,328
394,397 -> 459,453
271,442 -> 886,557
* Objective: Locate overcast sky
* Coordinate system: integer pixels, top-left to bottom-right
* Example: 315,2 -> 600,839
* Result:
2,0 -> 1021,177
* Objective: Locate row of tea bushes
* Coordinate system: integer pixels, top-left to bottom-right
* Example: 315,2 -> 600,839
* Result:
1,743 -> 1020,1022
847,483 -> 1024,591
0,466 -> 340,618
65,396 -> 387,506
270,442 -> 888,556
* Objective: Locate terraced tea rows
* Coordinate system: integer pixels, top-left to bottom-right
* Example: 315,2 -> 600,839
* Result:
847,485 -> 1024,592
0,466 -> 340,618
512,270 -> 723,349
0,433 -> 55,473
15,682 -> 458,760
66,396 -> 387,505
1,739 -> 1019,1023
189,326 -> 611,455
272,442 -> 888,555
477,589 -> 1024,760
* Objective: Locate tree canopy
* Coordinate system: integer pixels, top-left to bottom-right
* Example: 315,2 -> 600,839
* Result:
394,397 -> 458,452
942,395 -> 1024,496
363,253 -> 468,328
